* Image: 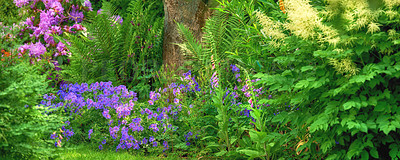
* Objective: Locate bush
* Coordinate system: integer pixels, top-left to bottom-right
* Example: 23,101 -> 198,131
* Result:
0,54 -> 62,159
252,0 -> 400,159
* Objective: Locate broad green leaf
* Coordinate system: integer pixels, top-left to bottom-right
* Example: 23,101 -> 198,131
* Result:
343,101 -> 356,110
301,66 -> 314,72
359,123 -> 368,133
347,139 -> 363,159
361,150 -> 369,160
368,96 -> 378,106
309,115 -> 329,133
374,101 -> 389,112
389,144 -> 399,159
238,149 -> 263,157
370,148 -> 379,159
294,80 -> 309,89
325,101 -> 340,114
215,150 -> 227,156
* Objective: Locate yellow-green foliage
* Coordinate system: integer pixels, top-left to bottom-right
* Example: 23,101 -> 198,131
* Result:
284,0 -> 339,45
255,0 -> 400,76
329,57 -> 360,77
255,11 -> 286,47
254,0 -> 400,159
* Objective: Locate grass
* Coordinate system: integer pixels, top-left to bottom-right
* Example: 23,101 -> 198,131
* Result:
56,145 -> 190,160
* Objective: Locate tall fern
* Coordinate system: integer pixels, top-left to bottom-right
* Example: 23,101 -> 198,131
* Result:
57,0 -> 163,98
177,2 -> 254,86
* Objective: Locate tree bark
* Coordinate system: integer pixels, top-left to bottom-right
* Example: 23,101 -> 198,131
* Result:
162,0 -> 212,74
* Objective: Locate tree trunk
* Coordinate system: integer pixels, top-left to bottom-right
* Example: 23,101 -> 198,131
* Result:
162,0 -> 212,74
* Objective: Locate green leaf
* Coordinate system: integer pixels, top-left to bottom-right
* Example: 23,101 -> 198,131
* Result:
309,115 -> 329,133
294,80 -> 309,89
361,150 -> 369,160
215,150 -> 227,156
374,101 -> 389,112
370,148 -> 379,159
301,66 -> 314,72
343,101 -> 356,110
368,96 -> 378,106
359,123 -> 368,133
393,39 -> 400,44
389,144 -> 399,159
325,101 -> 340,114
238,149 -> 263,157
347,139 -> 363,159
383,56 -> 390,64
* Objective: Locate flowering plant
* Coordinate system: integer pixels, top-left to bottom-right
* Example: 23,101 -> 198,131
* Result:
12,0 -> 92,87
39,62 -> 279,157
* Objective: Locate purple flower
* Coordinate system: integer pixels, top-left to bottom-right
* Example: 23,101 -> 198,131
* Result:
102,139 -> 106,144
103,110 -> 111,119
132,118 -> 141,123
174,98 -> 179,104
149,136 -> 155,142
99,144 -> 103,150
50,1 -> 64,14
142,137 -> 148,145
152,141 -> 158,147
183,70 -> 191,80
97,9 -> 103,15
29,41 -> 46,57
69,5 -> 84,23
14,0 -> 30,8
88,129 -> 93,139
235,73 -> 240,79
70,24 -> 85,31
163,141 -> 169,152
244,92 -> 252,97
50,133 -> 56,139
230,64 -> 240,73
149,123 -> 159,132
84,0 -> 93,11
133,142 -> 140,149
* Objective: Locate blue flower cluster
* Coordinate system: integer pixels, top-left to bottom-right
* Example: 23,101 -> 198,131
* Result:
41,66 -> 282,153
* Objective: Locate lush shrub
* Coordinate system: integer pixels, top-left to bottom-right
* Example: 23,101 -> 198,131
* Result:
0,54 -> 62,159
1,21 -> 31,55
58,0 -> 163,99
13,0 -> 92,87
251,0 -> 400,159
0,0 -> 24,25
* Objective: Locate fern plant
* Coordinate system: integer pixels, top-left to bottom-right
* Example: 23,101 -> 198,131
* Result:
57,0 -> 163,99
178,3 -> 247,85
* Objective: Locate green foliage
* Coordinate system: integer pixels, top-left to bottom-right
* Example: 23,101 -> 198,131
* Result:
0,0 -> 23,25
251,0 -> 400,159
177,0 -> 260,87
108,0 -> 164,19
0,57 -> 62,159
1,23 -> 31,54
58,0 -> 163,99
